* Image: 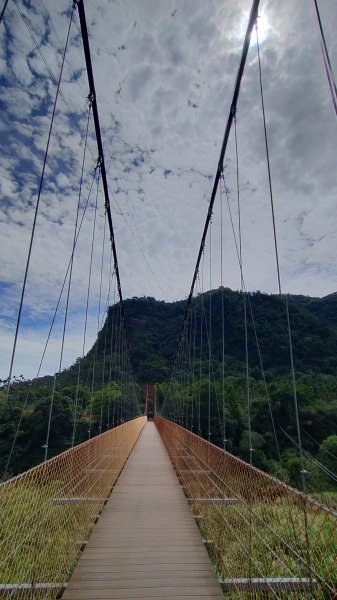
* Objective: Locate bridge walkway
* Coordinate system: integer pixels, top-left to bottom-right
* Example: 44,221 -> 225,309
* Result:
62,421 -> 224,599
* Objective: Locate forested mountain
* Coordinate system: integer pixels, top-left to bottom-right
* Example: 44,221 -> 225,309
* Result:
60,288 -> 337,385
1,288 -> 337,500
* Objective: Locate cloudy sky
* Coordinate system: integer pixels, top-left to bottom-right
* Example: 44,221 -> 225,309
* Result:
0,0 -> 336,380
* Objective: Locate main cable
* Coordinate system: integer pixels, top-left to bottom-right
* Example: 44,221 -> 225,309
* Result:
76,0 -> 137,406
313,0 -> 337,116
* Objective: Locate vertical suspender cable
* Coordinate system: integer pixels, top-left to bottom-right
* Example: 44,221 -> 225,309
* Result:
255,21 -> 314,591
4,170 -> 96,475
68,99 -> 92,446
220,178 -> 227,450
221,170 -> 280,459
100,248 -> 113,433
234,116 -> 252,466
97,212 -> 107,434
83,172 -> 99,440
255,22 -> 305,483
208,222 -> 212,443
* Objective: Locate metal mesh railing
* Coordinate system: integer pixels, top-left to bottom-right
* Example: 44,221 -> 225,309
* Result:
0,416 -> 146,599
155,416 -> 337,599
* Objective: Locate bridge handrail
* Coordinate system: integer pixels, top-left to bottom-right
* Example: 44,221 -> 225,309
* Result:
155,416 -> 337,598
0,416 -> 146,599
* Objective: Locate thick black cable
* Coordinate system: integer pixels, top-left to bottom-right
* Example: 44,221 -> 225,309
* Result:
12,0 -> 95,163
313,0 -> 337,116
173,0 -> 260,362
0,0 -> 9,25
76,1 -> 133,377
5,5 -> 75,404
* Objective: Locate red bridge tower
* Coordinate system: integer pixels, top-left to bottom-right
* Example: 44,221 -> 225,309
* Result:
145,384 -> 156,419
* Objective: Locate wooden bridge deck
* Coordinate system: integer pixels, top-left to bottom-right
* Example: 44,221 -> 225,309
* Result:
62,421 -> 224,599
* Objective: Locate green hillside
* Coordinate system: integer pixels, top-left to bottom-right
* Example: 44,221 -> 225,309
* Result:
60,288 -> 337,385
1,288 -> 337,499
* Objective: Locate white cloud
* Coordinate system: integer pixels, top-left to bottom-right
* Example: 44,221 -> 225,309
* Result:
1,0 -> 337,379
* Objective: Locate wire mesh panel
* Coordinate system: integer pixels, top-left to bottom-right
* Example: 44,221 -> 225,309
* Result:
0,416 -> 146,599
155,416 -> 337,599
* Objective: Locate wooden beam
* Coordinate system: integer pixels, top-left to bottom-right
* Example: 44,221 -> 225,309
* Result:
179,469 -> 211,474
51,497 -> 105,504
188,497 -> 242,505
220,577 -> 317,592
0,583 -> 66,593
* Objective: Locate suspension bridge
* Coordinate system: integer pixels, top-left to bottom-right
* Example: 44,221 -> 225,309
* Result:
1,0 -> 337,598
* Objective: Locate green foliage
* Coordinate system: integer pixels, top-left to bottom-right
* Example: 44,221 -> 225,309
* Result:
2,289 -> 337,497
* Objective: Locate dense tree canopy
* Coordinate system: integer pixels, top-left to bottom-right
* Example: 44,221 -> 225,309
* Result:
1,288 -> 337,501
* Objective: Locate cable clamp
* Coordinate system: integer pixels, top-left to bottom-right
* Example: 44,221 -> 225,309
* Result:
96,156 -> 102,172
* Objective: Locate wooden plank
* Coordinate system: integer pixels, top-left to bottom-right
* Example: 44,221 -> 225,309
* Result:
62,422 -> 223,599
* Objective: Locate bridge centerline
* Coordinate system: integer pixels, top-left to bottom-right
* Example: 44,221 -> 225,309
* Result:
62,421 -> 224,599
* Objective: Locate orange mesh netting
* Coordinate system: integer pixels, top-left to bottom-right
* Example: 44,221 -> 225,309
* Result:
155,416 -> 337,599
0,416 -> 146,599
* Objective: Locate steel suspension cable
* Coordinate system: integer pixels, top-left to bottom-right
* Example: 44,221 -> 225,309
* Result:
191,302 -> 197,432
12,0 -> 96,163
313,0 -> 337,116
100,249 -> 114,433
220,176 -> 227,450
173,0 -> 260,362
256,22 -> 314,593
281,428 -> 337,484
255,22 -> 305,487
67,98 -> 92,446
0,0 -> 9,25
4,169 -> 97,475
303,428 -> 337,461
220,172 -> 281,460
208,221 -> 212,443
234,116 -> 252,466
110,282 -> 117,427
5,5 -> 75,405
45,84 -> 92,461
156,2 -> 261,422
199,255 -> 205,437
77,0 -> 135,391
73,170 -> 100,444
97,211 -> 107,434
